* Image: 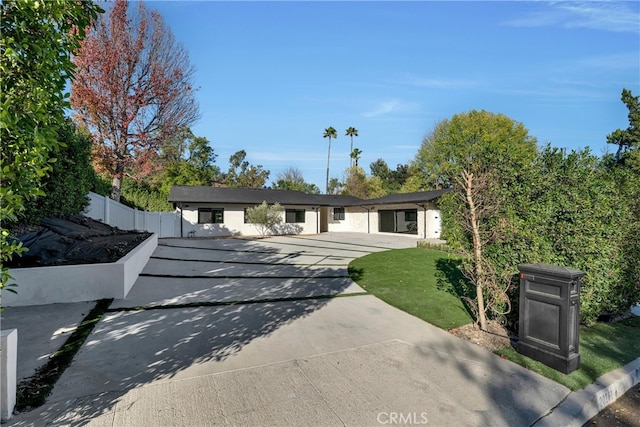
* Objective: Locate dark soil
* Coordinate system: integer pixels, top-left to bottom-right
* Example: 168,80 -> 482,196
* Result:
7,215 -> 151,268
448,320 -> 512,352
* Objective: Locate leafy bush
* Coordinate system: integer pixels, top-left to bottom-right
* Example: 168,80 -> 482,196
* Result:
21,121 -> 97,224
246,201 -> 284,236
120,179 -> 173,212
518,147 -> 634,324
0,1 -> 102,291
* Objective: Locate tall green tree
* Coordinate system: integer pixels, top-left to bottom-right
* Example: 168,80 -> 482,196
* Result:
346,127 -> 358,167
271,167 -> 321,194
155,129 -> 219,190
224,150 -> 270,188
323,126 -> 338,194
342,166 -> 386,199
370,158 -> 410,193
0,0 -> 102,290
418,110 -> 538,330
607,88 -> 640,170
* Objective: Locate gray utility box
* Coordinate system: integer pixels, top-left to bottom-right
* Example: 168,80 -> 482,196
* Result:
517,263 -> 584,374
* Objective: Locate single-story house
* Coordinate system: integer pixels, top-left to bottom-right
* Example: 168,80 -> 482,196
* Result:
168,186 -> 450,239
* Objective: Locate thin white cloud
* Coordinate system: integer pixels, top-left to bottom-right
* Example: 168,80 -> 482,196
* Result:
361,100 -> 403,118
503,1 -> 639,33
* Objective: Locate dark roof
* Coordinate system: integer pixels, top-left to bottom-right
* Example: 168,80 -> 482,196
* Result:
169,186 -> 323,205
355,189 -> 451,206
168,186 -> 449,207
313,194 -> 364,206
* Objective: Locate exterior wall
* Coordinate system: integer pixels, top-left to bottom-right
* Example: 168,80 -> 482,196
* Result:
329,203 -> 441,239
179,204 -> 321,237
326,207 -> 369,233
423,208 -> 442,239
326,204 -> 441,239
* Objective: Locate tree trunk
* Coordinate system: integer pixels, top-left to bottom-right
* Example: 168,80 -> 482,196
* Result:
326,137 -> 331,194
463,170 -> 488,330
350,136 -> 353,168
111,162 -> 124,202
111,175 -> 122,202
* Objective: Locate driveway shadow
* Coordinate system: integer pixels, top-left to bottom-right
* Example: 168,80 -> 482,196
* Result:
8,236 -> 362,426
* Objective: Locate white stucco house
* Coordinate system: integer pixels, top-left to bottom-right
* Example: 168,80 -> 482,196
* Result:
168,186 -> 449,239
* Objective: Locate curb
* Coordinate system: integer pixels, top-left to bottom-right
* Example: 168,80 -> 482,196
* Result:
533,356 -> 640,427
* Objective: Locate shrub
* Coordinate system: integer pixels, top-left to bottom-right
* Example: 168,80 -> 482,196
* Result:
246,201 -> 284,236
21,121 -> 97,224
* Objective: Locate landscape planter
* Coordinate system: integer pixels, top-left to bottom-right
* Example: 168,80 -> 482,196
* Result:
2,234 -> 157,307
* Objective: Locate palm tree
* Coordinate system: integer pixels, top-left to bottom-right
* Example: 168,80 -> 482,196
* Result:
350,148 -> 363,167
323,126 -> 337,193
345,127 -> 359,167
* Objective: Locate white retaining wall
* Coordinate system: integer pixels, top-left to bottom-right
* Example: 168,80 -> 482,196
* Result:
1,329 -> 17,421
3,234 -> 157,307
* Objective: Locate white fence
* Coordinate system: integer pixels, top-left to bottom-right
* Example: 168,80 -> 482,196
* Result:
85,192 -> 179,238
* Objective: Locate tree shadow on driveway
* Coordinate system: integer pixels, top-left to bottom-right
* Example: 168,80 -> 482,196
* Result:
8,237 -> 363,426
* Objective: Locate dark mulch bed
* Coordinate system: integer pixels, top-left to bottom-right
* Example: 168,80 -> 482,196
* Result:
7,215 -> 151,268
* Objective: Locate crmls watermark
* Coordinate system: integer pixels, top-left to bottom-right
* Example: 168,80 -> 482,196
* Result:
377,412 -> 428,425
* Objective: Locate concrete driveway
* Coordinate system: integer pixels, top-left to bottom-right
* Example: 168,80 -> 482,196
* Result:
5,232 -> 569,426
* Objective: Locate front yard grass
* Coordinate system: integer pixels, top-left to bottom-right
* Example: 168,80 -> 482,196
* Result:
496,316 -> 640,391
348,247 -> 640,391
348,247 -> 473,329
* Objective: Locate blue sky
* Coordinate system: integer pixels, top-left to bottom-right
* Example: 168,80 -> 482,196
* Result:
148,1 -> 640,190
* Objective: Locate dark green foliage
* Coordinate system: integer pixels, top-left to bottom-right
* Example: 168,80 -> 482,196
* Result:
223,150 -> 270,188
21,121 -> 96,224
0,0 -> 102,290
419,105 -> 639,326
369,158 -> 410,194
442,145 -> 638,325
120,179 -> 172,212
607,88 -> 640,167
516,147 -> 636,324
91,174 -> 113,197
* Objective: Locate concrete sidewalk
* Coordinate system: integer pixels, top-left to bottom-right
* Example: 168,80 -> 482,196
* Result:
1,232 -> 622,426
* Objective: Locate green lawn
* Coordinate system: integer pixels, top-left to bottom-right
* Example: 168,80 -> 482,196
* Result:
348,247 -> 473,329
497,316 -> 640,390
349,247 -> 640,391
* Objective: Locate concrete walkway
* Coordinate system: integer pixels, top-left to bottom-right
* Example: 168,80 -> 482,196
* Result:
3,232 -> 572,426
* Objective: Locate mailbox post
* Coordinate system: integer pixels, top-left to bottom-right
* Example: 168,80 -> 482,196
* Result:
517,263 -> 584,374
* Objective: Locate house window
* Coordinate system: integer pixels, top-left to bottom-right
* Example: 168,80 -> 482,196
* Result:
285,209 -> 305,223
404,210 -> 417,222
198,208 -> 224,224
333,207 -> 345,221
